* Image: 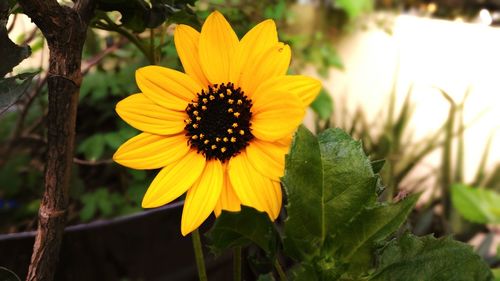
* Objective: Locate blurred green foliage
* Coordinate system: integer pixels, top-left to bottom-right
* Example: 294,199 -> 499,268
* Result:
334,0 -> 373,19
452,184 -> 500,225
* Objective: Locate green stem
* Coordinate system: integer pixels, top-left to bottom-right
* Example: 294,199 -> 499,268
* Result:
192,229 -> 208,281
96,14 -> 155,64
116,27 -> 153,63
233,247 -> 242,281
274,259 -> 287,281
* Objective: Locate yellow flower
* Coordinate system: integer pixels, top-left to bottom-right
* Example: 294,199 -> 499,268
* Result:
113,11 -> 321,236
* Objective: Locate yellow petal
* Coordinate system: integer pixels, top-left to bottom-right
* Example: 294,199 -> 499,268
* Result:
245,139 -> 290,180
113,133 -> 189,170
174,24 -> 210,87
199,11 -> 239,84
181,160 -> 223,235
214,171 -> 241,217
136,66 -> 201,111
116,93 -> 186,135
255,75 -> 322,106
239,42 -> 291,96
228,151 -> 282,220
230,19 -> 278,84
251,90 -> 305,142
142,151 -> 206,208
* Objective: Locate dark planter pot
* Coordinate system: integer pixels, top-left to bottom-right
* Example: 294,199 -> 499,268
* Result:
0,202 -> 232,281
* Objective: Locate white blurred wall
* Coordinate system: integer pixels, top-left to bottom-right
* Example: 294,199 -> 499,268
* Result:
326,14 -> 500,184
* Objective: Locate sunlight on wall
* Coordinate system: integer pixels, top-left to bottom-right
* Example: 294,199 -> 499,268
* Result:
7,14 -> 49,73
327,14 -> 500,185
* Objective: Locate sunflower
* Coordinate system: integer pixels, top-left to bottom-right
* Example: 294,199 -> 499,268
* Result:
113,11 -> 321,236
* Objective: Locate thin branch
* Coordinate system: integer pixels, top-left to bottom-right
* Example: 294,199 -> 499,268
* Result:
73,158 -> 113,165
82,38 -> 124,74
21,28 -> 38,45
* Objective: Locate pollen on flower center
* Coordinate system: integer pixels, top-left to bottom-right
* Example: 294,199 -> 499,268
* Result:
184,82 -> 254,162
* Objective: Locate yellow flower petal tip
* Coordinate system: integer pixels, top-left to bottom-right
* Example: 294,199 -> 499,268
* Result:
141,198 -> 154,209
141,191 -> 160,208
261,19 -> 276,27
111,151 -> 120,164
181,227 -> 190,236
208,10 -> 224,18
309,78 -> 322,103
114,10 -> 321,235
174,24 -> 191,33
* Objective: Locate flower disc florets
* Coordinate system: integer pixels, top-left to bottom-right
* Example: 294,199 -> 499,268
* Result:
184,82 -> 254,162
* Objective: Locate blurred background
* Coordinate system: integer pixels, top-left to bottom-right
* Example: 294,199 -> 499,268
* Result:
1,0 -> 499,280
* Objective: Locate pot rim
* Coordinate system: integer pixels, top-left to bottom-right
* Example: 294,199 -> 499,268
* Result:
0,200 -> 184,242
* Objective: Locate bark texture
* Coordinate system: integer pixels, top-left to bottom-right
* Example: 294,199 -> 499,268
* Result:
15,1 -> 95,280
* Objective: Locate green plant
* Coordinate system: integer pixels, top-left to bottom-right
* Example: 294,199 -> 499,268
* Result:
207,126 -> 494,280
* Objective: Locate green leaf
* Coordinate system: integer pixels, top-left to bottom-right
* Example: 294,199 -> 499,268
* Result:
95,189 -> 114,216
0,72 -> 36,115
0,267 -> 21,281
310,88 -> 333,120
370,233 -> 493,281
127,183 -> 146,205
77,134 -> 106,161
451,184 -> 500,224
207,206 -> 278,256
256,273 -> 276,281
104,132 -> 124,150
288,263 -> 320,281
80,193 -> 98,222
282,127 -> 377,261
95,0 -> 198,32
288,264 -> 319,281
282,126 -> 325,260
332,194 -> 419,260
288,261 -> 346,281
370,159 -> 385,174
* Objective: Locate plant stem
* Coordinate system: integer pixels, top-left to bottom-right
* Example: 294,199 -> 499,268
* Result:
439,90 -> 455,233
192,229 -> 208,281
149,27 -> 156,64
233,247 -> 242,281
274,259 -> 287,281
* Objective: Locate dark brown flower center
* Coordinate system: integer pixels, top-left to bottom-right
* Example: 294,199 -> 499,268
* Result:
184,82 -> 254,162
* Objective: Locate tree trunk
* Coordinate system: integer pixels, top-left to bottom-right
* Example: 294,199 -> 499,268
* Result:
16,1 -> 95,280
